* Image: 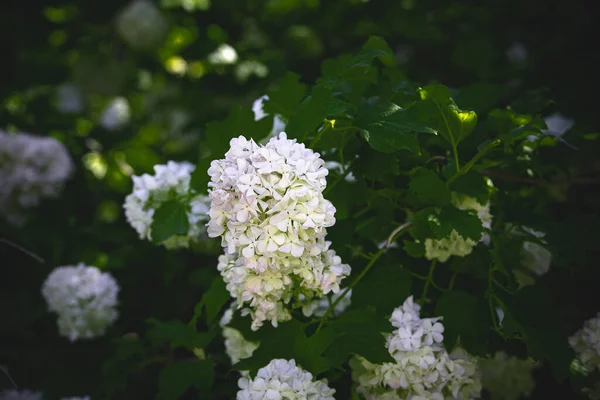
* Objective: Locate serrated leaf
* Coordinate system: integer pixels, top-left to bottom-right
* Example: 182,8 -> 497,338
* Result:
352,262 -> 412,316
150,200 -> 190,243
355,102 -> 434,154
156,360 -> 214,400
417,84 -> 478,146
361,36 -> 396,67
403,240 -> 425,258
147,319 -> 215,350
205,106 -> 272,157
407,168 -> 451,207
194,275 -> 230,325
450,172 -> 490,205
233,320 -> 317,376
327,97 -> 352,116
435,290 -> 490,355
285,85 -> 332,138
323,309 -> 394,368
263,72 -> 308,120
439,206 -> 483,242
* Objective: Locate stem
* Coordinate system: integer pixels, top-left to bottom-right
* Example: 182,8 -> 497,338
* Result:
448,271 -> 458,290
316,247 -> 386,333
448,139 -> 500,184
0,238 -> 45,263
420,259 -> 438,301
0,365 -> 18,389
451,142 -> 460,174
384,222 -> 412,248
309,121 -> 331,148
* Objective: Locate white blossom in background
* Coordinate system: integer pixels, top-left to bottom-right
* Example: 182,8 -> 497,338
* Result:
235,61 -> 269,83
301,288 -> 352,318
0,130 -> 74,226
0,390 -> 43,400
425,193 -> 492,263
208,133 -> 351,330
123,161 -> 211,249
252,95 -> 286,138
60,397 -> 91,400
569,312 -> 600,373
236,359 -> 336,400
219,305 -> 260,366
42,263 -> 119,342
116,0 -> 168,51
506,42 -> 528,64
506,224 -> 552,287
323,161 -> 356,183
350,295 -> 482,399
478,351 -> 538,400
208,44 -> 238,65
543,113 -> 575,137
100,97 -> 131,131
55,83 -> 84,114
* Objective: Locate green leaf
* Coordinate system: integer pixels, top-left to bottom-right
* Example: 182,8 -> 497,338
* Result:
285,85 -> 332,138
327,97 -> 352,116
449,171 -> 490,205
323,309 -> 394,368
234,320 -> 323,376
157,360 -> 214,400
150,200 -> 190,243
410,208 -> 446,241
435,290 -> 490,355
147,319 -> 215,350
352,261 -> 412,316
205,106 -> 272,157
407,167 -> 451,207
403,240 -> 425,258
359,36 -> 396,67
439,206 -> 484,242
263,72 -> 308,120
356,101 -> 436,154
194,275 -> 230,325
417,84 -> 478,146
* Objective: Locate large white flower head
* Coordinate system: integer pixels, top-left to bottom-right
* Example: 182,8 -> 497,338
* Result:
478,351 -> 538,400
351,296 -> 482,399
505,225 -> 552,287
0,130 -> 74,226
236,359 -> 335,400
116,0 -> 168,51
424,193 -> 492,263
0,390 -> 43,400
41,263 -> 119,342
252,95 -> 286,138
124,161 -> 211,249
209,133 -> 350,330
569,312 -> 600,373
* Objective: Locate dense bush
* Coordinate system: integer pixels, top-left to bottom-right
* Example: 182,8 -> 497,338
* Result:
1,1 -> 599,399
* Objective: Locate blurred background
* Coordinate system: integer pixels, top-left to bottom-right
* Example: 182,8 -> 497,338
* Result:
1,0 -> 598,398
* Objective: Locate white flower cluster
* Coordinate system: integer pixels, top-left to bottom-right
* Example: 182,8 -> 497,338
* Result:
252,95 -> 286,138
208,133 -> 351,330
301,288 -> 352,318
41,263 -> 119,342
208,44 -> 239,65
220,306 -> 260,366
116,0 -> 168,51
478,351 -> 538,400
0,390 -> 43,400
124,161 -> 211,249
351,296 -> 482,399
506,225 -> 552,287
569,312 -> 600,373
237,359 -> 336,400
100,97 -> 131,131
425,193 -> 492,263
0,130 -> 74,226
